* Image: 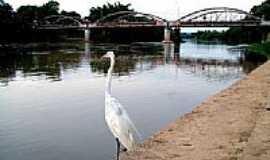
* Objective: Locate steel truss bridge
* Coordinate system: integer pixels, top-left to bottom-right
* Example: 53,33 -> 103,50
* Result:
37,7 -> 270,30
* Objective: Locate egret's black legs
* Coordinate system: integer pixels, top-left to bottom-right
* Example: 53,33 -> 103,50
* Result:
116,138 -> 120,160
121,148 -> 127,152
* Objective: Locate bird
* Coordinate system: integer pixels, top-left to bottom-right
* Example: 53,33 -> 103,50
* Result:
102,51 -> 140,160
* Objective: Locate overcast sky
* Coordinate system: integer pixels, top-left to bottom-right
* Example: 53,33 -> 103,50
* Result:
6,0 -> 265,20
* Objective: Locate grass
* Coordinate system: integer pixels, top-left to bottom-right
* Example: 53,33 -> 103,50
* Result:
248,42 -> 270,59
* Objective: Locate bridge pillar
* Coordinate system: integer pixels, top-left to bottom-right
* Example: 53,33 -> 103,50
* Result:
172,28 -> 181,43
163,43 -> 174,63
84,29 -> 90,42
163,26 -> 172,43
174,42 -> 180,55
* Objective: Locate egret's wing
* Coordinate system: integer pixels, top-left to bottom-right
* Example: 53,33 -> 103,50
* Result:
111,97 -> 141,140
108,96 -> 142,142
122,111 -> 142,142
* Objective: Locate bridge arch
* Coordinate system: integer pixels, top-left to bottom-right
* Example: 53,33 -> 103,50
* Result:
176,7 -> 261,22
42,15 -> 82,26
95,11 -> 168,25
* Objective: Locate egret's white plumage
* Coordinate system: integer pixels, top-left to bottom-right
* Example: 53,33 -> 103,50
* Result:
103,51 -> 140,151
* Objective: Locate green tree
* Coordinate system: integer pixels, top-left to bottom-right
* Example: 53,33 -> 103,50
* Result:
88,2 -> 133,22
0,1 -> 18,43
251,0 -> 270,20
16,0 -> 62,28
0,2 -> 14,24
17,5 -> 40,23
17,0 -> 60,23
39,0 -> 60,18
225,0 -> 270,44
195,0 -> 270,44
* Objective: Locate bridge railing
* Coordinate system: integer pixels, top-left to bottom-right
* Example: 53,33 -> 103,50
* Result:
36,7 -> 268,29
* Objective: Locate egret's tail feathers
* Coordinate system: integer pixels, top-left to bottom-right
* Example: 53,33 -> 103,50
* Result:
129,120 -> 143,143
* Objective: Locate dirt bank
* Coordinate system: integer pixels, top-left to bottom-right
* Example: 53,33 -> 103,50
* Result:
122,61 -> 270,160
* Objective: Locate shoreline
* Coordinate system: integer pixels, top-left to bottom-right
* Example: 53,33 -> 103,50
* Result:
123,60 -> 270,160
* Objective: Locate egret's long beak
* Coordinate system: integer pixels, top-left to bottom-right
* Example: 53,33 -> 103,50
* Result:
102,54 -> 107,58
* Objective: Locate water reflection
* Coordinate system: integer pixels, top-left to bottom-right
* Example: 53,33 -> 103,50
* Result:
84,43 -> 90,55
90,56 -> 137,76
0,52 -> 83,86
163,43 -> 175,63
0,42 -> 259,87
0,42 -> 261,160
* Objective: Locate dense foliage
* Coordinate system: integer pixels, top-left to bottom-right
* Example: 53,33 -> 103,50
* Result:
87,2 -> 163,42
246,0 -> 270,59
0,1 -> 162,43
248,42 -> 270,58
1,0 -> 269,44
251,0 -> 270,20
0,2 -> 18,42
195,28 -> 264,44
195,0 -> 270,44
0,0 -> 82,43
16,1 -> 60,23
88,2 -> 133,22
195,30 -> 226,42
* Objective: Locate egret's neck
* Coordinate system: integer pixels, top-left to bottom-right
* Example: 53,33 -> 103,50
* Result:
106,56 -> 115,95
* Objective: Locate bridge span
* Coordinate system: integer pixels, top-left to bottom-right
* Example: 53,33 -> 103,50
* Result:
37,7 -> 270,42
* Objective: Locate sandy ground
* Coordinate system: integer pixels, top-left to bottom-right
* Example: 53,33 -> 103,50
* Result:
122,60 -> 270,160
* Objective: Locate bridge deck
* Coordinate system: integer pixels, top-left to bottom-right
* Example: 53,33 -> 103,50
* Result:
37,21 -> 265,30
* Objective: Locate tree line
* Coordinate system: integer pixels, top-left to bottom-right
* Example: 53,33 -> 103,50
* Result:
194,0 -> 270,44
1,0 -> 269,44
0,0 -> 81,42
0,0 -> 134,43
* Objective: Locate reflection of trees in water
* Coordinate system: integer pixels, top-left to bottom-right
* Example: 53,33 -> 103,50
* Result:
89,53 -> 249,83
90,56 -> 137,76
166,56 -> 243,82
88,43 -> 163,55
0,42 -> 261,86
173,48 -> 261,79
180,60 -> 243,82
161,43 -> 258,82
134,55 -> 248,82
0,52 -> 82,85
90,54 -> 175,77
166,56 -> 260,82
135,56 -> 164,72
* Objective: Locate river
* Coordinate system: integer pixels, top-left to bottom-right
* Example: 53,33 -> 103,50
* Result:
0,41 -> 257,160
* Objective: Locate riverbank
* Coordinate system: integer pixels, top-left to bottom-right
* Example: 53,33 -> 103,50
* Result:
123,60 -> 270,160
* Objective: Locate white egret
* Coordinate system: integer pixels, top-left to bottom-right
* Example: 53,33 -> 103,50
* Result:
102,51 -> 140,160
